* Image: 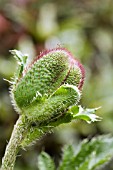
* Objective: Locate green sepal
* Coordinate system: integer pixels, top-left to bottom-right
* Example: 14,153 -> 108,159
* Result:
23,84 -> 81,123
64,66 -> 81,87
13,51 -> 70,108
21,85 -> 80,147
21,106 -> 101,148
21,113 -> 73,147
21,86 -> 101,147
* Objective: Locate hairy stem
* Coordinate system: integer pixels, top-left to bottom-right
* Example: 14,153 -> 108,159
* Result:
1,115 -> 29,170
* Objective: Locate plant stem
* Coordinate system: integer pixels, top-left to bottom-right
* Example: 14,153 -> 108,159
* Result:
1,115 -> 29,170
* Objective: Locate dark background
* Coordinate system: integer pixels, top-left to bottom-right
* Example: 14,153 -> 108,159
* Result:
0,0 -> 113,169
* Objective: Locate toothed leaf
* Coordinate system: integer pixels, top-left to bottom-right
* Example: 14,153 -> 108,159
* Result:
37,152 -> 55,170
59,145 -> 75,170
72,135 -> 113,170
37,135 -> 113,170
69,105 -> 101,123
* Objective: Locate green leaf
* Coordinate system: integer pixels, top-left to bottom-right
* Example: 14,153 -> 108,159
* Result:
9,50 -> 28,90
89,135 -> 113,170
37,135 -> 113,170
69,105 -> 102,123
59,145 -> 75,170
10,50 -> 28,65
37,152 -> 55,170
78,158 -> 90,170
73,135 -> 113,170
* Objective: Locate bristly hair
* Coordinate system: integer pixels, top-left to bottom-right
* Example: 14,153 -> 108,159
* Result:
23,47 -> 85,90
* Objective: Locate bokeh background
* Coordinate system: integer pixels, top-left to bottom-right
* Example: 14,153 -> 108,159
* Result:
0,0 -> 113,169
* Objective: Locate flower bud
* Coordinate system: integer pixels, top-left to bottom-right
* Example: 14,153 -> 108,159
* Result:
12,48 -> 85,111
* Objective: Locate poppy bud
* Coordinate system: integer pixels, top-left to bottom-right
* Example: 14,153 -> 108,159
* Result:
11,48 -> 85,112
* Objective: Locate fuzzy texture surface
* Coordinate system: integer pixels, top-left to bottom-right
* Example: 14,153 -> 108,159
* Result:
2,49 -> 102,170
12,48 -> 85,110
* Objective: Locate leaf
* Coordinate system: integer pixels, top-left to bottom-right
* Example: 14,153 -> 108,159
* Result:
9,50 -> 28,91
59,145 -> 75,170
73,135 -> 113,170
78,158 -> 90,170
69,105 -> 102,123
88,135 -> 113,170
10,49 -> 28,65
37,135 -> 113,170
37,152 -> 55,170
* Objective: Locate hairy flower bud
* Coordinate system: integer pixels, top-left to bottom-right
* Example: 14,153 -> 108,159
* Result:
11,48 -> 85,112
1,48 -> 101,170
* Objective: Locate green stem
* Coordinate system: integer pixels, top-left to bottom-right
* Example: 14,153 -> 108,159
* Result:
1,115 -> 29,170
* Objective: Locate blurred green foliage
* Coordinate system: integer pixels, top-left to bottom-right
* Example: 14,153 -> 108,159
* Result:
37,135 -> 113,170
0,0 -> 113,169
